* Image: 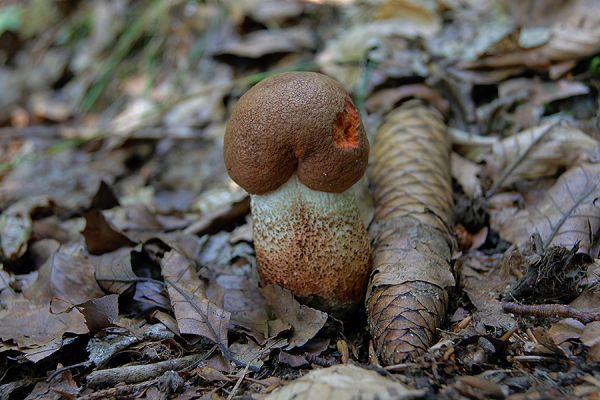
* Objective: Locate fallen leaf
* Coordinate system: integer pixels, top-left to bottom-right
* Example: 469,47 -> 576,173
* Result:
161,249 -> 230,347
82,209 -> 136,255
79,294 -> 119,333
91,247 -> 137,294
461,252 -> 517,333
0,148 -> 126,210
451,152 -> 483,197
208,273 -> 269,342
318,4 -> 437,90
485,121 -> 598,195
215,28 -> 314,59
49,243 -> 106,311
228,340 -> 266,370
261,285 -> 327,350
498,78 -> 590,129
426,1 -> 514,62
365,84 -> 449,116
265,364 -> 425,400
0,196 -> 53,260
525,163 -> 600,254
0,292 -> 88,362
278,338 -> 330,368
462,0 -> 600,70
549,318 -> 585,345
581,321 -> 600,362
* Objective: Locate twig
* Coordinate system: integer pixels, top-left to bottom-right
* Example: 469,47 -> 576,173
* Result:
502,302 -> 600,324
86,354 -> 205,388
384,362 -> 418,372
227,363 -> 250,400
78,378 -> 158,400
511,355 -> 555,363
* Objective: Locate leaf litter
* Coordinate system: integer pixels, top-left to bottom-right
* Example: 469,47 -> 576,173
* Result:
1,0 -> 600,398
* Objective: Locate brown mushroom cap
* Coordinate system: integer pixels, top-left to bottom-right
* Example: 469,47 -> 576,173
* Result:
224,72 -> 369,195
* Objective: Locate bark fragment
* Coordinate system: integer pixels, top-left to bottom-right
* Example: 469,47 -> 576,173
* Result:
366,100 -> 455,365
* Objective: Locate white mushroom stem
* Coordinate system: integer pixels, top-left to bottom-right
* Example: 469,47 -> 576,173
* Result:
251,175 -> 371,312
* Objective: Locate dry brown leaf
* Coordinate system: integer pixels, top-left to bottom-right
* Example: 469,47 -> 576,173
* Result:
83,209 -> 136,255
460,252 -> 517,332
0,148 -> 127,210
581,321 -> 600,362
451,152 -> 483,197
525,163 -> 600,254
0,196 -> 53,260
90,247 -> 137,294
463,0 -> 600,69
365,85 -> 449,116
485,121 -> 598,196
49,243 -> 106,312
79,294 -> 119,333
208,273 -> 270,342
317,2 -> 437,90
549,318 -> 585,345
426,1 -> 514,62
261,285 -> 328,350
161,249 -> 230,347
265,364 -> 425,400
215,28 -> 314,59
366,101 -> 455,365
0,291 -> 88,362
498,78 -> 590,129
278,338 -> 330,368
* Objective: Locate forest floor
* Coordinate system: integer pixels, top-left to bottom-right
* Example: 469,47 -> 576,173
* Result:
1,1 -> 600,399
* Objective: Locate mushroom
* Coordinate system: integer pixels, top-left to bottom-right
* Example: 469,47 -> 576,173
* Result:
224,72 -> 371,314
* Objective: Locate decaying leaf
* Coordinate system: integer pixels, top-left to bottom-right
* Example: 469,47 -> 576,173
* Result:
208,273 -> 270,342
261,285 -> 328,350
426,1 -> 515,63
581,321 -> 600,362
0,291 -> 88,362
79,294 -> 119,333
48,243 -> 106,311
215,28 -> 315,59
549,318 -> 585,345
265,364 -> 426,400
485,121 -> 598,195
317,0 -> 438,90
91,247 -> 137,294
366,101 -> 455,365
0,196 -> 53,260
161,249 -> 230,347
464,1 -> 600,70
526,163 -> 600,254
451,152 -> 483,198
83,209 -> 136,255
460,251 -> 518,333
498,78 -> 590,129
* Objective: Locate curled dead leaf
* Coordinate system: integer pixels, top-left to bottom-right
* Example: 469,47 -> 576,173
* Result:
485,121 -> 598,196
265,364 -> 426,400
161,249 -> 230,347
526,163 -> 600,254
261,285 -> 328,350
0,196 -> 54,260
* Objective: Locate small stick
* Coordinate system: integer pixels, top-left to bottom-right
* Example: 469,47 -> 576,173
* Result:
511,355 -> 555,363
384,363 -> 418,372
78,379 -> 158,400
502,302 -> 600,324
227,363 -> 250,400
86,354 -> 204,388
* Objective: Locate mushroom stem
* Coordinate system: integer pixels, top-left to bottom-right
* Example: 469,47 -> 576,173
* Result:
251,175 -> 370,314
